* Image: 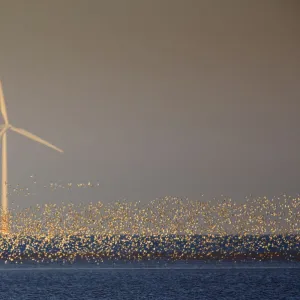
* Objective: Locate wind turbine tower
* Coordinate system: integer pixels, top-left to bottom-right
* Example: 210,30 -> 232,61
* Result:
0,81 -> 63,234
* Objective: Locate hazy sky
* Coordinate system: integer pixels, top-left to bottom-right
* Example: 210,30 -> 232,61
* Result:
0,0 -> 300,206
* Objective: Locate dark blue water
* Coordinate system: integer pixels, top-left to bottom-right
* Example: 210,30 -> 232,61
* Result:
0,264 -> 299,299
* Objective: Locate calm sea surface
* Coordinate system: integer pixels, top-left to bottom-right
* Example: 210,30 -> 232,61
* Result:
0,263 -> 299,300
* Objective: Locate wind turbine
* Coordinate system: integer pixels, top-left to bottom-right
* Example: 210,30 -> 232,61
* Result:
0,81 -> 63,234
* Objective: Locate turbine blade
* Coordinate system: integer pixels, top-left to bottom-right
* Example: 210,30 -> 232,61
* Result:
0,81 -> 9,124
11,127 -> 63,153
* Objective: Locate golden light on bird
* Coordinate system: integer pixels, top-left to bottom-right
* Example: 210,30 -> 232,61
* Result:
0,194 -> 297,264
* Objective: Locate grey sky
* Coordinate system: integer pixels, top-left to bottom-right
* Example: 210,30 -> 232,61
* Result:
0,0 -> 299,207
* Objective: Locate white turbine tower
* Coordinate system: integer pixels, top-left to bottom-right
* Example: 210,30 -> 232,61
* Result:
0,81 -> 63,234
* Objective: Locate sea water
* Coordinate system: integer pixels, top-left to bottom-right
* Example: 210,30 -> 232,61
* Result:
0,262 -> 299,300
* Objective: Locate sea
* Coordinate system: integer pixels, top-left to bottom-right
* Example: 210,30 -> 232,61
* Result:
0,262 -> 299,300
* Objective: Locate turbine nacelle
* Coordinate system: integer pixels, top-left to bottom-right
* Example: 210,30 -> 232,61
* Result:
0,124 -> 11,134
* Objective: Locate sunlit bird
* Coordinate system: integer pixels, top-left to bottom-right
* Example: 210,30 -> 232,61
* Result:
0,80 -> 63,234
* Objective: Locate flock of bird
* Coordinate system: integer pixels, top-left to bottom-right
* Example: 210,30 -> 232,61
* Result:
0,192 -> 298,264
7,179 -> 100,198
